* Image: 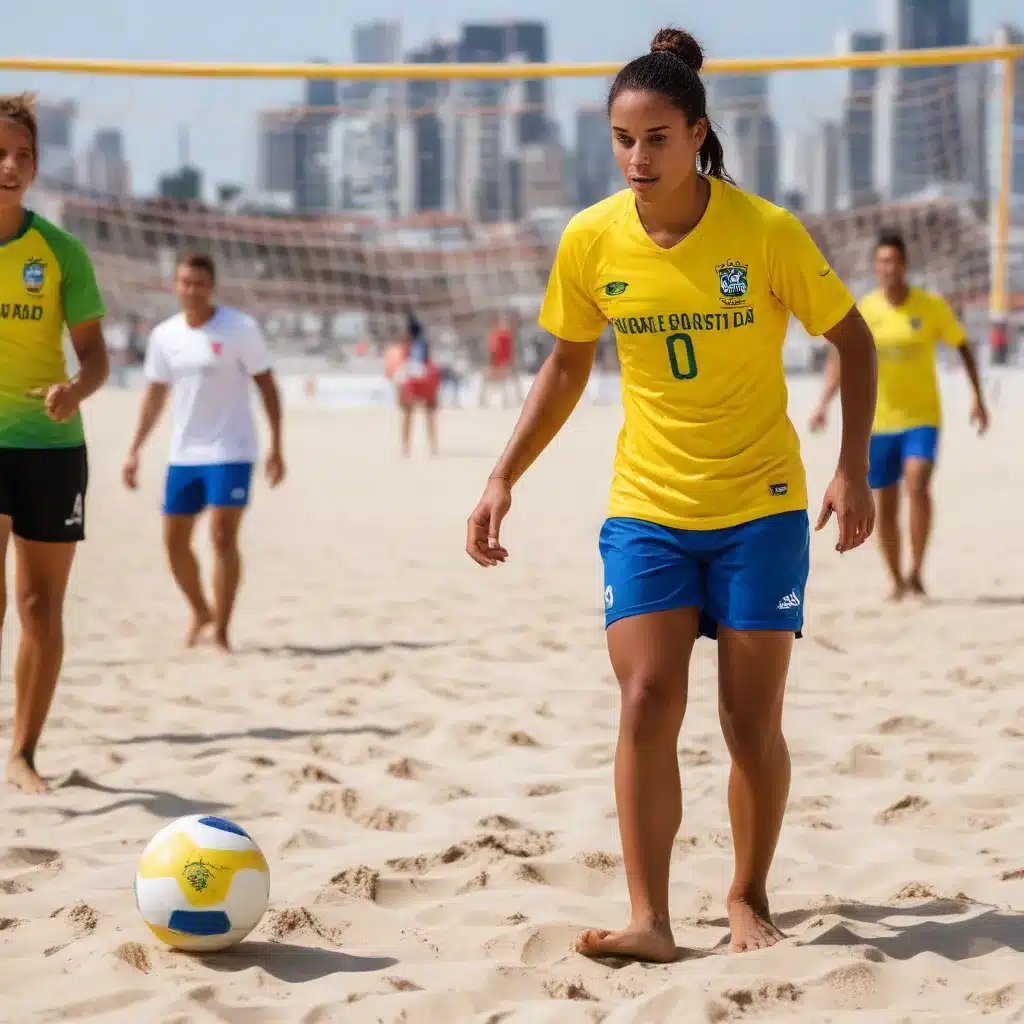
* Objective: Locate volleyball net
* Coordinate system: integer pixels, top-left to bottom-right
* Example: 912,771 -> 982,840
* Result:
3,44 -> 1021,369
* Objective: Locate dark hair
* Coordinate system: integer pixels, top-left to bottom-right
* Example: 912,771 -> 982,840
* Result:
607,28 -> 731,182
0,92 -> 38,161
876,231 -> 907,260
177,251 -> 216,283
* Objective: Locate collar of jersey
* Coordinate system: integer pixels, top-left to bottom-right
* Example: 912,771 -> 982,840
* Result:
0,209 -> 33,248
625,176 -> 720,255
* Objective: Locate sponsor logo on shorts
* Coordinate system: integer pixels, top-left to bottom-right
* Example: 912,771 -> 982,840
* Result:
230,487 -> 247,501
777,590 -> 801,611
769,482 -> 788,496
604,585 -> 614,610
64,492 -> 83,527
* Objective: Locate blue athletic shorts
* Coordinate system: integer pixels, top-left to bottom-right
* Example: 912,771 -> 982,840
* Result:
867,426 -> 939,490
599,511 -> 810,638
163,462 -> 254,516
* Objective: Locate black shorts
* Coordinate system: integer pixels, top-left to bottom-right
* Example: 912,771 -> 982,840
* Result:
0,445 -> 89,543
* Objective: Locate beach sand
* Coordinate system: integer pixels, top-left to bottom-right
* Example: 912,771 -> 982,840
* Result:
0,373 -> 1022,1023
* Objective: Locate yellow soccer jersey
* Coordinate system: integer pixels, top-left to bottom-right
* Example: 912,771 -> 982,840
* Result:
0,210 -> 105,448
539,180 -> 854,531
858,287 -> 965,434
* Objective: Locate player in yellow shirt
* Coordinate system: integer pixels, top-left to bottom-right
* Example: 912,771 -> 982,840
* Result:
466,30 -> 878,961
811,231 -> 988,598
0,95 -> 109,793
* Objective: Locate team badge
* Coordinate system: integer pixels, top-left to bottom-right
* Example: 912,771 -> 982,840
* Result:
23,259 -> 45,294
909,317 -> 922,331
716,260 -> 748,306
604,281 -> 628,297
210,341 -> 223,356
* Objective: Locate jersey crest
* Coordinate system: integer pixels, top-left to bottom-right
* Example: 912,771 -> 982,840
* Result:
716,260 -> 748,307
22,258 -> 45,295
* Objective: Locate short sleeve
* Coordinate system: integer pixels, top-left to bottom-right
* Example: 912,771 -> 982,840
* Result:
537,222 -> 608,343
58,236 -> 106,328
143,330 -> 171,383
932,295 -> 967,347
767,211 -> 854,337
238,317 -> 272,374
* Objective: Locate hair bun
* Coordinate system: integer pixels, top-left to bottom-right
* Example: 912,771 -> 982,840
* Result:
650,28 -> 704,72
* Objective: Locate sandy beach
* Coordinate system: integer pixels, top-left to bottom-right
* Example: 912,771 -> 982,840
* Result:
0,371 -> 1022,1024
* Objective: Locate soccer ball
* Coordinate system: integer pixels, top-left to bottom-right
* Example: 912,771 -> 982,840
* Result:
134,814 -> 270,952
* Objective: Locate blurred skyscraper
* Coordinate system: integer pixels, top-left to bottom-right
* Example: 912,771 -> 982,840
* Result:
85,128 -> 130,196
575,104 -> 618,209
706,75 -> 779,202
836,30 -> 885,209
875,0 -> 986,200
35,99 -> 77,188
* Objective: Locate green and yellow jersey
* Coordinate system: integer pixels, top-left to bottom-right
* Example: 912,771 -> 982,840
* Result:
0,210 -> 105,448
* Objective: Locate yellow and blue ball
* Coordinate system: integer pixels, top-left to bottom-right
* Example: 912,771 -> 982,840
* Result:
134,815 -> 270,952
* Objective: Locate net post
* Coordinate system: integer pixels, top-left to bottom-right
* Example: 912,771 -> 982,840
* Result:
991,55 -> 1015,327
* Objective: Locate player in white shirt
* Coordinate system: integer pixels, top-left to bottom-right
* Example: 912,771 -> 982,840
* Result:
122,253 -> 285,651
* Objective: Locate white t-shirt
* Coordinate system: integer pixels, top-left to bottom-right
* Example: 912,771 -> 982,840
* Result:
144,307 -> 272,466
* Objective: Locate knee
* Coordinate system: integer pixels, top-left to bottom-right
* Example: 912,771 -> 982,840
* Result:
210,524 -> 238,555
17,588 -> 62,640
619,671 -> 686,740
904,474 -> 930,500
719,702 -> 784,763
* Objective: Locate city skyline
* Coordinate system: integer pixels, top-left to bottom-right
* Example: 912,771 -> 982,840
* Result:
3,0 -> 1021,198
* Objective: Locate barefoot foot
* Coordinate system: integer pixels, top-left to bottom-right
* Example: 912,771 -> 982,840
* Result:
727,897 -> 785,953
213,628 -> 233,653
575,920 -> 677,962
7,753 -> 49,795
906,573 -> 927,598
887,579 -> 906,602
185,608 -> 213,648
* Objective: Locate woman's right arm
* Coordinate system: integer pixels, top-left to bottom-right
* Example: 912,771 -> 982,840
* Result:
466,338 -> 597,566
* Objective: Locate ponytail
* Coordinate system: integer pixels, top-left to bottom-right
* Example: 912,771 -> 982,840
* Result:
699,124 -> 731,182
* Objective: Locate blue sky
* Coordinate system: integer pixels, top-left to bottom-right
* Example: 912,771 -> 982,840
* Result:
1,0 -> 1019,194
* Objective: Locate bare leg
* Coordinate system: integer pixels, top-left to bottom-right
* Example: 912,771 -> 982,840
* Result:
875,483 -> 904,599
163,514 -> 212,646
576,607 -> 699,962
425,406 -> 439,456
400,405 -> 412,456
7,535 -> 76,794
903,458 -> 933,596
209,506 -> 245,652
717,627 -> 793,952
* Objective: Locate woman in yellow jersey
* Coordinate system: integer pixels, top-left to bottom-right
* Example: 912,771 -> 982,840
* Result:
466,29 -> 878,962
811,231 -> 989,598
0,95 -> 109,793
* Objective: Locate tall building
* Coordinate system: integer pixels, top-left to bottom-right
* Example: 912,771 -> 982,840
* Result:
35,99 -> 77,188
257,109 -> 299,199
339,22 -> 402,216
836,30 -> 884,209
294,61 -> 338,214
875,0 -> 982,200
457,22 -> 550,222
706,75 -> 778,201
85,128 -> 129,196
575,104 -> 618,209
794,121 -> 840,215
400,37 -> 459,215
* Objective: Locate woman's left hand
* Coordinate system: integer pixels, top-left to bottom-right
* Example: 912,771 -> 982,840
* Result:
816,463 -> 875,553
